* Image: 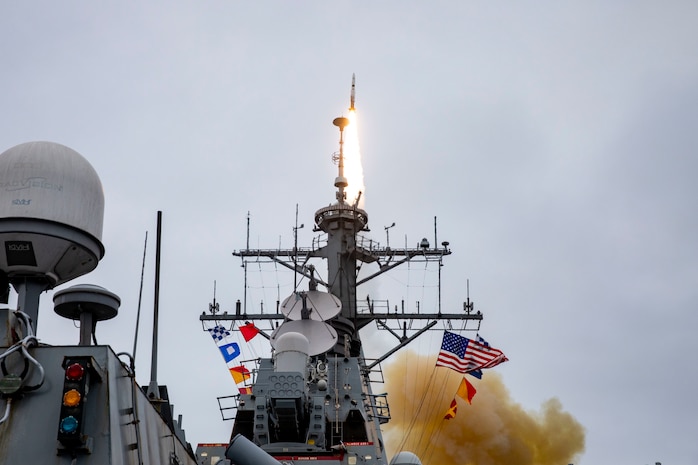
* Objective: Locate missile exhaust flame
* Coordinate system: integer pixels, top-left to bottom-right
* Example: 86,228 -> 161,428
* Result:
343,109 -> 364,208
382,351 -> 585,465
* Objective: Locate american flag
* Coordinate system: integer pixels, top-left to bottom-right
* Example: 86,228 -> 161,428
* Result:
436,331 -> 508,373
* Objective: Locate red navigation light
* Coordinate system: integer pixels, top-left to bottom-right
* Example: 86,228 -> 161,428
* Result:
65,363 -> 85,381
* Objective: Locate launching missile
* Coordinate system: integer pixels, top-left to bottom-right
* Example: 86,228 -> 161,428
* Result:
349,73 -> 356,111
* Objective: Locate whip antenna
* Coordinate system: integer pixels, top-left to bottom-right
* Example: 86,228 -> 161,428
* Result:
132,231 -> 148,366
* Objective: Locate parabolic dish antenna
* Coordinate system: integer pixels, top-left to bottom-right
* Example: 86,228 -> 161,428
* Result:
270,320 -> 338,356
280,291 -> 342,321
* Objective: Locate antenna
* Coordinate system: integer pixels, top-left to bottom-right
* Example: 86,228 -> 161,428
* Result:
293,204 -> 304,291
280,290 -> 341,321
146,211 -> 163,399
464,279 -> 474,314
53,284 -> 120,346
353,190 -> 362,208
435,215 -> 440,315
332,116 -> 350,203
209,280 -> 219,314
434,216 -> 438,253
132,231 -> 148,363
246,211 -> 250,251
384,222 -> 396,248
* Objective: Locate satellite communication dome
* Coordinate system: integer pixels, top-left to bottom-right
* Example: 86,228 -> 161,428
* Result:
0,141 -> 105,286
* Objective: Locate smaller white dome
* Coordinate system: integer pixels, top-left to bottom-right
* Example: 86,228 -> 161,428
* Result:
274,331 -> 310,375
276,331 -> 310,354
389,451 -> 422,465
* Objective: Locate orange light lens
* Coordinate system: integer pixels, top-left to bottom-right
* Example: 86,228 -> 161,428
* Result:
63,389 -> 81,407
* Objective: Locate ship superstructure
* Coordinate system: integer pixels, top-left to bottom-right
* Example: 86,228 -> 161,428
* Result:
199,100 -> 484,465
0,142 -> 196,464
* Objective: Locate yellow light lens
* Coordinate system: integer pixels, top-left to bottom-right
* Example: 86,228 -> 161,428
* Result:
63,389 -> 81,407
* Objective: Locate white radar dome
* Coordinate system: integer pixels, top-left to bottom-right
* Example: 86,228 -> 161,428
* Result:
389,451 -> 422,465
0,141 -> 105,286
274,331 -> 310,375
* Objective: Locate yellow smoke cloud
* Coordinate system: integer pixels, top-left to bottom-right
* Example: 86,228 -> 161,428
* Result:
382,351 -> 585,465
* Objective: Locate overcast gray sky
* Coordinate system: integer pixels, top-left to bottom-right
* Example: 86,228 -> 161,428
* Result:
2,2 -> 697,464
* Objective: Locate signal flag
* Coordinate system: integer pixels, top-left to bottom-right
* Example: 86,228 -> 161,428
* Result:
229,365 -> 251,384
239,323 -> 260,342
443,399 -> 458,420
207,325 -> 231,341
456,377 -> 476,404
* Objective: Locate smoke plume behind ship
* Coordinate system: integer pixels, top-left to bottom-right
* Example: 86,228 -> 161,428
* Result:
382,351 -> 585,465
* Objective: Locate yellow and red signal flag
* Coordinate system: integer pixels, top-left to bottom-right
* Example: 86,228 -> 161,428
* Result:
229,365 -> 251,384
443,377 -> 477,421
456,377 -> 476,404
443,399 -> 458,420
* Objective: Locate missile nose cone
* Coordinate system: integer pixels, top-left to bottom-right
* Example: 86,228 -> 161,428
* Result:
350,73 -> 356,110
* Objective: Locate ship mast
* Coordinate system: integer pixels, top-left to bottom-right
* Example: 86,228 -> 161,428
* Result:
198,80 -> 489,465
309,115 -> 370,355
203,116 -> 483,358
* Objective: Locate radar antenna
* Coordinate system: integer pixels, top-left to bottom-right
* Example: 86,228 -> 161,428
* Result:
332,116 -> 350,203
